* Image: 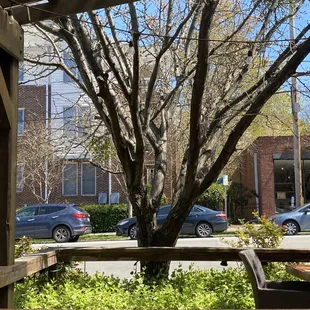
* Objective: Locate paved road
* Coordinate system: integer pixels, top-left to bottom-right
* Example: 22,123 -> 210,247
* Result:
34,235 -> 310,278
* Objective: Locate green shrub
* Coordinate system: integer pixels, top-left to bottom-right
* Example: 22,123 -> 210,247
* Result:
82,204 -> 128,233
224,212 -> 284,249
227,182 -> 256,223
197,183 -> 225,210
15,237 -> 34,258
15,261 -> 301,309
14,266 -> 254,309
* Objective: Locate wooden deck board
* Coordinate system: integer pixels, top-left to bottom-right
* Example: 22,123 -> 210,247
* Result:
0,251 -> 57,289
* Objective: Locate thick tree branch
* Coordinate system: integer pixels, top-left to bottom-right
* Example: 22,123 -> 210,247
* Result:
197,35 -> 310,197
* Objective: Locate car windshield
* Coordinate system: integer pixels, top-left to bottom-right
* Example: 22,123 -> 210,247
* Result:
283,203 -> 310,213
297,204 -> 310,212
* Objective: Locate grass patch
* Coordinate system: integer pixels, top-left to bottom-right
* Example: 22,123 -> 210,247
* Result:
30,234 -> 127,244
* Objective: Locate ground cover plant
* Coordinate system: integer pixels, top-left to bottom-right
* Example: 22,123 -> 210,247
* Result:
14,262 -> 300,310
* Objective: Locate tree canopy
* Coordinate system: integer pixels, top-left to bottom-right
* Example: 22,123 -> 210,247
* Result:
23,0 -> 310,276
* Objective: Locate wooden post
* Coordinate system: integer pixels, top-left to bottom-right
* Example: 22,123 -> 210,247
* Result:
0,7 -> 23,308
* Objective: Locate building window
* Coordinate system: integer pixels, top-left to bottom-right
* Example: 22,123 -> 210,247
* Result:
16,165 -> 23,192
63,106 -> 76,138
62,106 -> 89,138
274,159 -> 295,212
76,106 -> 88,137
19,63 -> 24,82
62,163 -> 78,196
81,163 -> 96,196
18,108 -> 24,136
63,52 -> 80,82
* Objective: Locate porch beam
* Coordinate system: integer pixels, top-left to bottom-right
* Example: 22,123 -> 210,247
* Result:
0,251 -> 58,289
10,0 -> 137,25
0,55 -> 19,308
56,247 -> 310,262
0,8 -> 23,60
0,66 -> 13,128
0,0 -> 37,9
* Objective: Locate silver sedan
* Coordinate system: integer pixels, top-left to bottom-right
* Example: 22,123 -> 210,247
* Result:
271,204 -> 310,235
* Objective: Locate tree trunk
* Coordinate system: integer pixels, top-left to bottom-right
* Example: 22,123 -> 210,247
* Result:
129,187 -> 178,280
140,229 -> 176,281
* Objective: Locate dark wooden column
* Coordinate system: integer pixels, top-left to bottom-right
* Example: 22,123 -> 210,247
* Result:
0,8 -> 23,308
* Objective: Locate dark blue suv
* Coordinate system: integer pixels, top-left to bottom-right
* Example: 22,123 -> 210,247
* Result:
15,204 -> 92,242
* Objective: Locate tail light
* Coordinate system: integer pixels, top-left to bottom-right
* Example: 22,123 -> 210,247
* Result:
72,213 -> 87,219
216,213 -> 227,219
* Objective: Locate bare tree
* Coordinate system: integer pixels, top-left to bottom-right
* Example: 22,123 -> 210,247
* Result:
18,123 -> 64,203
23,0 -> 310,276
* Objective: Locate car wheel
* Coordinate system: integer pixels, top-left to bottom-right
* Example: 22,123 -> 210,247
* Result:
283,220 -> 299,235
53,225 -> 71,242
129,225 -> 137,240
69,235 -> 80,242
195,222 -> 213,237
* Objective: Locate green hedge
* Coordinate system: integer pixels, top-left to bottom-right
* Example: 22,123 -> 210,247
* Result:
82,204 -> 128,233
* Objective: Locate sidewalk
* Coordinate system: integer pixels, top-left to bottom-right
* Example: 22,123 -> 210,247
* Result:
227,225 -> 242,232
227,224 -> 262,232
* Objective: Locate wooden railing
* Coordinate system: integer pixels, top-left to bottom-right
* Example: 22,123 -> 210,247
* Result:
1,246 -> 310,291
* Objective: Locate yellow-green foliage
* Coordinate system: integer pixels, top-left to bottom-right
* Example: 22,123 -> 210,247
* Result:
224,212 -> 285,248
15,236 -> 34,258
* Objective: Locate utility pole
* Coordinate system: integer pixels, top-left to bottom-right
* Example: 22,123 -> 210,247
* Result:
290,4 -> 304,207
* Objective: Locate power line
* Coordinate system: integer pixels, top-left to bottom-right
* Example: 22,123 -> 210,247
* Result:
10,0 -> 310,45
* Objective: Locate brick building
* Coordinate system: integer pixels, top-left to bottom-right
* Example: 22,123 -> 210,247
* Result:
17,85 -> 47,206
233,136 -> 310,219
16,85 -> 178,207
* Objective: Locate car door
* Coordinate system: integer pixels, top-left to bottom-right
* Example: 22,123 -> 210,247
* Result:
298,205 -> 310,231
156,206 -> 171,227
15,206 -> 38,238
181,206 -> 204,234
34,206 -> 62,238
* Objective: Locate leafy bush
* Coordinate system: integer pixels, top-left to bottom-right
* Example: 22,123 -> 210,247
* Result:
196,183 -> 225,210
15,261 -> 300,310
15,265 -> 254,309
15,236 -> 34,258
227,182 -> 256,223
224,212 -> 284,249
82,204 -> 128,233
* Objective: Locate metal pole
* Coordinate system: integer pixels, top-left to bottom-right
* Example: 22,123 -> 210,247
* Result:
108,157 -> 112,204
254,152 -> 260,215
289,4 -> 303,207
224,185 -> 227,217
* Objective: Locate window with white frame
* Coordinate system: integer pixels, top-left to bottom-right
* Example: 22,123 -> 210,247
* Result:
19,63 -> 24,82
18,108 -> 24,136
63,106 -> 75,138
62,106 -> 89,138
16,165 -> 24,193
63,52 -> 81,82
62,163 -> 78,196
81,163 -> 96,196
76,106 -> 88,137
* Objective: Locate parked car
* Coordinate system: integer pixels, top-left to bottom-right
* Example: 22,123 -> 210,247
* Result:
15,204 -> 92,242
271,203 -> 310,235
116,204 -> 227,239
